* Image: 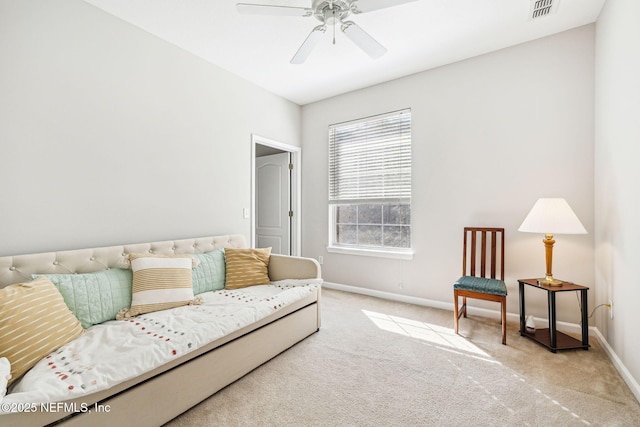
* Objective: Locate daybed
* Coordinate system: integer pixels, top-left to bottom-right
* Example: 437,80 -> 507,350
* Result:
0,235 -> 322,427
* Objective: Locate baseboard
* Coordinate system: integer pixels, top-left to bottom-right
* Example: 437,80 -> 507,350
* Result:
323,281 -> 582,333
324,281 -> 453,311
323,281 -> 640,404
591,328 -> 640,403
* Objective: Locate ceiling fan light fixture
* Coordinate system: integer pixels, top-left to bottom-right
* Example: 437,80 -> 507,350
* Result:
323,8 -> 339,26
316,0 -> 351,24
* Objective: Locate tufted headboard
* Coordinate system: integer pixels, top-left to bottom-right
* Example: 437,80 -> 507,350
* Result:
0,235 -> 246,288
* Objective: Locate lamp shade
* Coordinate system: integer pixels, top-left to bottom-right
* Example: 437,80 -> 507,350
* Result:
518,198 -> 587,234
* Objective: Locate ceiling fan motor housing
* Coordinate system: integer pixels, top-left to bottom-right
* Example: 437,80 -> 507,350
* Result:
313,0 -> 352,24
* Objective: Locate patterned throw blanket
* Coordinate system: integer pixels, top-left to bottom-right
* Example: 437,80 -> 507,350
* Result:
3,281 -> 320,408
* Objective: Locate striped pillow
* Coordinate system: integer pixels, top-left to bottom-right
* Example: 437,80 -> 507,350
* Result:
224,247 -> 271,289
119,253 -> 196,318
0,277 -> 84,386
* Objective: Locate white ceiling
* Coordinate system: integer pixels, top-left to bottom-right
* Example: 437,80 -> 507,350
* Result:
82,0 -> 605,105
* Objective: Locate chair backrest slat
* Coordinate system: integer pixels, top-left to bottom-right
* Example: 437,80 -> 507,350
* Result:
490,231 -> 497,278
462,227 -> 504,280
480,232 -> 487,277
470,232 -> 477,276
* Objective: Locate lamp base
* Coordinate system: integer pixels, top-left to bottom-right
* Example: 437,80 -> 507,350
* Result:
537,276 -> 563,286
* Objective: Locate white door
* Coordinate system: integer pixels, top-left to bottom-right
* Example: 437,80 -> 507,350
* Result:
256,152 -> 291,255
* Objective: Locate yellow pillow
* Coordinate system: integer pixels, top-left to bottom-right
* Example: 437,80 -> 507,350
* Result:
224,248 -> 271,289
0,277 -> 84,385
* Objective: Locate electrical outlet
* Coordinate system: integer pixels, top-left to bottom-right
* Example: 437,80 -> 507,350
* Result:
318,256 -> 323,265
609,299 -> 613,320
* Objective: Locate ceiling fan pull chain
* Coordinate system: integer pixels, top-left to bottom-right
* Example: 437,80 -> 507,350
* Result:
333,19 -> 336,44
333,9 -> 336,45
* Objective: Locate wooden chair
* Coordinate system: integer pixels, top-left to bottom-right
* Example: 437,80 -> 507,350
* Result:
453,227 -> 507,345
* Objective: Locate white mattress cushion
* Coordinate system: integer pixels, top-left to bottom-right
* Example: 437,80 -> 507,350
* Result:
4,282 -> 320,406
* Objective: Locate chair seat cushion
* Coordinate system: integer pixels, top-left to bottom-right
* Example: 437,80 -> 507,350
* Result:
454,276 -> 507,296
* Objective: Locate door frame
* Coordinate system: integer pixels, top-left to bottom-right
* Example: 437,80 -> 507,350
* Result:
251,134 -> 301,256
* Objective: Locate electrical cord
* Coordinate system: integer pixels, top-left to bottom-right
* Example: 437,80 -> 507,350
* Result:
575,293 -> 611,325
589,303 -> 611,318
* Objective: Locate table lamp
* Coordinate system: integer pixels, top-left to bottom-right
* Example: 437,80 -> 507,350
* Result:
518,198 -> 587,286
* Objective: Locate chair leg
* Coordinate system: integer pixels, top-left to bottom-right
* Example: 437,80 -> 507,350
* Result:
501,297 -> 507,345
462,296 -> 467,318
453,291 -> 459,334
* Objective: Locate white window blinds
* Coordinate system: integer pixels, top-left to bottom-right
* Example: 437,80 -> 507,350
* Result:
329,109 -> 411,204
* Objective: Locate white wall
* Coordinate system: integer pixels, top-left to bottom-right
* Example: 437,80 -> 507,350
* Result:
594,0 -> 640,396
0,0 -> 301,256
302,25 -> 595,323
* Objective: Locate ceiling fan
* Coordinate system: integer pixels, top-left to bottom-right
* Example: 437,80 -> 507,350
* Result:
237,0 -> 418,64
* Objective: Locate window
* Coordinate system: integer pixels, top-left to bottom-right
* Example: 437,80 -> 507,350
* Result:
328,109 -> 412,257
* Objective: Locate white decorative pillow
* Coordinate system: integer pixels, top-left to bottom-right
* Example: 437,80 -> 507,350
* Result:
117,253 -> 199,319
0,357 -> 10,402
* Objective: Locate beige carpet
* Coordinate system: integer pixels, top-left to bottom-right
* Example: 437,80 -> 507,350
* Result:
164,288 -> 640,426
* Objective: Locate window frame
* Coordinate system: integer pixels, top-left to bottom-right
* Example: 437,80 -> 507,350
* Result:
327,109 -> 413,260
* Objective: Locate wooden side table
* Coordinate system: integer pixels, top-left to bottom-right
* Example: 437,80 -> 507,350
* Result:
518,278 -> 589,352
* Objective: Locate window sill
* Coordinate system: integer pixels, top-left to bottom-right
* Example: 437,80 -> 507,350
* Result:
326,245 -> 414,260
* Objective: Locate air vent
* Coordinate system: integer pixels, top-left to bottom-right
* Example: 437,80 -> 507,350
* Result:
529,0 -> 559,19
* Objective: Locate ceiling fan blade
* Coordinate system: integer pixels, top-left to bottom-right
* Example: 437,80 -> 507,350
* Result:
290,25 -> 326,64
350,0 -> 419,14
341,21 -> 386,59
237,3 -> 312,17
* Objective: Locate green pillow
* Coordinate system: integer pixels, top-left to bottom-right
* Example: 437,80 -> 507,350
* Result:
33,268 -> 132,328
192,249 -> 226,295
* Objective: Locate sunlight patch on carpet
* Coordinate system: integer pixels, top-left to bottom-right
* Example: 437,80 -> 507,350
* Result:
362,309 -> 491,358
